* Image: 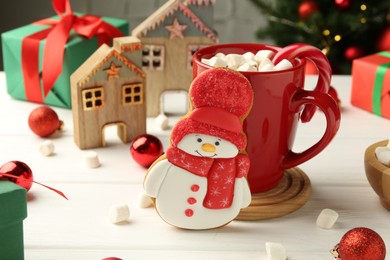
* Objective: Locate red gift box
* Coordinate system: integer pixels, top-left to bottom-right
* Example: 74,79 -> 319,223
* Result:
351,52 -> 390,118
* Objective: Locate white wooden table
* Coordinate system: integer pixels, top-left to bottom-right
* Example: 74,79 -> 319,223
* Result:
1,73 -> 390,260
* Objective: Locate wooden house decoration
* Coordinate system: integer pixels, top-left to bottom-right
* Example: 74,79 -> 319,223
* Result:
132,0 -> 218,117
71,36 -> 146,150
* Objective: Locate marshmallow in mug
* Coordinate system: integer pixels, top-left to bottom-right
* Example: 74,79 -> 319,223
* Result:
201,50 -> 293,72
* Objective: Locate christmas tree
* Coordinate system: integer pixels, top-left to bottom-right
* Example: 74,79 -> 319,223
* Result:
249,0 -> 390,74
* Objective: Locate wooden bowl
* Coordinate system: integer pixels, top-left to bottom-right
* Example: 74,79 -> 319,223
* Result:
364,140 -> 390,210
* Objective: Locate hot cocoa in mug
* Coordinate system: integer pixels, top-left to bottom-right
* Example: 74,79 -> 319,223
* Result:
193,43 -> 341,193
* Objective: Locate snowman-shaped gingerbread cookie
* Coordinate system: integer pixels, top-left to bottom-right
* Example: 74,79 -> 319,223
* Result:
144,68 -> 254,230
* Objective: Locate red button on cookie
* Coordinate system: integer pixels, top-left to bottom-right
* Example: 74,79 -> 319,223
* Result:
187,197 -> 197,204
191,184 -> 200,192
185,209 -> 194,217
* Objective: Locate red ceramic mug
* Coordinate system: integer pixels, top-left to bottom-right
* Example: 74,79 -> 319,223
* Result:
193,43 -> 341,193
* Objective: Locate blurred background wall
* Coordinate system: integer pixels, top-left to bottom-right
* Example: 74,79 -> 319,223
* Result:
0,0 -> 269,70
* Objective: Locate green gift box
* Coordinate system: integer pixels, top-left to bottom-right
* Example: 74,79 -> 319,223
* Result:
0,180 -> 27,260
2,14 -> 128,108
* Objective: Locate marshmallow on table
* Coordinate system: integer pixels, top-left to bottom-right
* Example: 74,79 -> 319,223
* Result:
39,140 -> 55,156
155,113 -> 169,130
83,151 -> 101,168
109,204 -> 130,224
316,208 -> 339,229
265,242 -> 287,260
137,191 -> 153,208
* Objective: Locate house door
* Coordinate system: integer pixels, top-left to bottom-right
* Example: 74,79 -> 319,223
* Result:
102,122 -> 127,147
160,90 -> 189,116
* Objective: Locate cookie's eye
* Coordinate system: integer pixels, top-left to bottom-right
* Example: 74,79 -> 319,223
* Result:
197,138 -> 202,143
215,141 -> 220,146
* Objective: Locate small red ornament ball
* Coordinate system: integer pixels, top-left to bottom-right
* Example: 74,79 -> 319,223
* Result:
130,134 -> 163,168
377,27 -> 390,51
0,161 -> 33,191
334,0 -> 352,10
334,227 -> 386,260
28,106 -> 63,137
298,1 -> 319,20
344,46 -> 364,61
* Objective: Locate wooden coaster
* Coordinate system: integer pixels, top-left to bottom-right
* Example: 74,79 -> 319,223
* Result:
236,167 -> 311,221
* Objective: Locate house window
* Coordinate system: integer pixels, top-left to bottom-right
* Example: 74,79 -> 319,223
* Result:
161,90 -> 189,115
122,83 -> 144,106
82,87 -> 104,110
142,45 -> 164,70
187,45 -> 208,69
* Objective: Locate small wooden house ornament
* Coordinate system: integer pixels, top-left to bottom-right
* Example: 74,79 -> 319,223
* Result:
132,0 -> 218,117
71,36 -> 146,150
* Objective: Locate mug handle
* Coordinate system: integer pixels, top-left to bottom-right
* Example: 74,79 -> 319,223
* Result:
272,43 -> 332,123
282,89 -> 341,169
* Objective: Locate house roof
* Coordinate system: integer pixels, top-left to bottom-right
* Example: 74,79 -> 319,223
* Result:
185,0 -> 216,5
72,40 -> 145,88
132,0 -> 217,42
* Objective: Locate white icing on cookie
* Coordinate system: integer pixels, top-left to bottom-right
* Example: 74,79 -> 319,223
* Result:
143,134 -> 251,230
144,159 -> 251,230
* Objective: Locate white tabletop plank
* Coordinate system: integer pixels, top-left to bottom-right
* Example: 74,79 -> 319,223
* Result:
1,73 -> 389,260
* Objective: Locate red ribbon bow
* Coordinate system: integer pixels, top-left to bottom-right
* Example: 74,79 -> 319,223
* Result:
22,0 -> 124,102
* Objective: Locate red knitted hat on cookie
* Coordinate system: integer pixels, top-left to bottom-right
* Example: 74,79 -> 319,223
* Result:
171,68 -> 253,150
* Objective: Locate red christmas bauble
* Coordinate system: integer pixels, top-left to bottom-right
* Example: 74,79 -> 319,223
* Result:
333,227 -> 386,260
377,27 -> 390,51
0,161 -> 68,199
344,46 -> 364,61
298,1 -> 319,20
0,161 -> 33,191
28,106 -> 63,137
334,0 -> 352,10
130,134 -> 163,168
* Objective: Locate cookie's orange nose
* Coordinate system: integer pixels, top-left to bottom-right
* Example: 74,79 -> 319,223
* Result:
201,143 -> 216,153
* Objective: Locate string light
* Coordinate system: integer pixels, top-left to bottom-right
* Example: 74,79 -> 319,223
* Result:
322,29 -> 330,36
249,0 -> 389,74
334,35 -> 342,41
322,47 -> 330,56
360,4 -> 367,24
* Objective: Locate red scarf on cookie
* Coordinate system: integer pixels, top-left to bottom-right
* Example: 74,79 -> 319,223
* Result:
166,146 -> 250,209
